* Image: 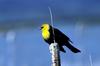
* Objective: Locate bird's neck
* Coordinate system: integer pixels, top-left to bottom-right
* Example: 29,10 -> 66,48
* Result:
42,30 -> 50,40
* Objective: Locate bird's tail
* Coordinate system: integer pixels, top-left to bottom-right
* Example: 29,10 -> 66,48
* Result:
65,41 -> 81,53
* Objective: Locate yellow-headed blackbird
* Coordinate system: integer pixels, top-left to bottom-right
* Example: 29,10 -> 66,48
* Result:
40,24 -> 81,53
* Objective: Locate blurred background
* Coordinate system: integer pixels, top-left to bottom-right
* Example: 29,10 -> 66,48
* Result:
0,0 -> 100,66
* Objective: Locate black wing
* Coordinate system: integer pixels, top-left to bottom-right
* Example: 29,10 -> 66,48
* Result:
54,28 -> 72,43
54,28 -> 81,53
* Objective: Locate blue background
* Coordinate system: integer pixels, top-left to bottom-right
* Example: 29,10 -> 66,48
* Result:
0,0 -> 100,66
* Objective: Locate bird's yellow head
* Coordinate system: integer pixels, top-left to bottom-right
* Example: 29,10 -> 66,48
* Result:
40,24 -> 50,31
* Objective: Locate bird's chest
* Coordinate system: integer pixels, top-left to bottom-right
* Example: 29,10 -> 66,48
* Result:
42,30 -> 50,40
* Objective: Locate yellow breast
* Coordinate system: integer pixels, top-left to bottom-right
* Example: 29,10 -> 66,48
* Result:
42,30 -> 50,40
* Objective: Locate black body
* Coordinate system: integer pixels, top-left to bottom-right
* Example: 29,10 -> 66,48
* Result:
44,26 -> 81,53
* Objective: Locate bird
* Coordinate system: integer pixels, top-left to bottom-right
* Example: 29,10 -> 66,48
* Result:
40,23 -> 81,53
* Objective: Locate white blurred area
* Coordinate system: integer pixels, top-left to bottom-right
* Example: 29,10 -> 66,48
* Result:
74,22 -> 84,38
6,30 -> 16,66
6,30 -> 16,43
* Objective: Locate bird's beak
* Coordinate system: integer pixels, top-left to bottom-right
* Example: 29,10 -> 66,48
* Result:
40,27 -> 42,30
40,27 -> 43,30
